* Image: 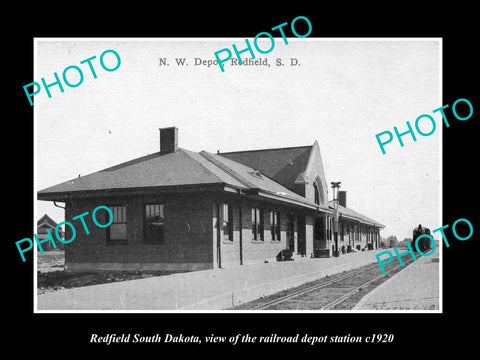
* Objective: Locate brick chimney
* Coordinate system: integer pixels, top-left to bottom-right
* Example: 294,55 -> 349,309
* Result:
159,127 -> 178,153
338,191 -> 347,208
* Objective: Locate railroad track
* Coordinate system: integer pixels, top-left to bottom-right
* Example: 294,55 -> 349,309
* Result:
243,259 -> 415,310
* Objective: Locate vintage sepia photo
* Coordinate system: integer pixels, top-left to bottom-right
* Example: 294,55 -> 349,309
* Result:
34,38 -> 441,312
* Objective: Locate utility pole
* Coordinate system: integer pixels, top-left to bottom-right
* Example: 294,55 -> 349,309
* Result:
331,181 -> 341,257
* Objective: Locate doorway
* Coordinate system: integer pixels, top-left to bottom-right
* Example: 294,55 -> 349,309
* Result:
297,215 -> 306,256
286,213 -> 295,252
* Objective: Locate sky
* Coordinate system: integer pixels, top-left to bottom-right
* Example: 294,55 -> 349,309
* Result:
35,38 -> 441,241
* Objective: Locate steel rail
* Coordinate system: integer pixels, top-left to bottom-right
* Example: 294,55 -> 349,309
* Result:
251,268 -> 367,310
321,259 -> 415,310
251,259 -> 415,310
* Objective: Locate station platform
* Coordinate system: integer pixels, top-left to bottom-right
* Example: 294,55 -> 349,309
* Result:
353,251 -> 440,311
37,249 -> 386,311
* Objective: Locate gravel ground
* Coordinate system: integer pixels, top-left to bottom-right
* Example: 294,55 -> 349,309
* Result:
36,250 -> 185,295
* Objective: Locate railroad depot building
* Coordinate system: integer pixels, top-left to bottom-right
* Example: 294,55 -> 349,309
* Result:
38,127 -> 384,271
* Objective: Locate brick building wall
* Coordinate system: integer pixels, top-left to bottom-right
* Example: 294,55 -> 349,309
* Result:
60,189 -> 379,271
62,190 -> 318,271
214,196 -> 300,268
64,193 -> 215,271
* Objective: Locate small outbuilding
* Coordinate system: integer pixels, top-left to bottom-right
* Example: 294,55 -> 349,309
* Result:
37,214 -> 64,251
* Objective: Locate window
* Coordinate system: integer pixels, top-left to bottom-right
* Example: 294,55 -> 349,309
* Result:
107,206 -> 127,244
222,203 -> 233,241
252,207 -> 264,241
313,183 -> 320,205
270,211 -> 281,241
145,204 -> 165,244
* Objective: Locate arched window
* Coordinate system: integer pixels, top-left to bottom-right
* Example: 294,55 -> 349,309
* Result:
314,182 -> 320,205
313,176 -> 325,206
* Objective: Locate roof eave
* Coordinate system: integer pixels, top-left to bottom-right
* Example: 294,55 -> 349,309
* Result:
37,182 -> 231,201
329,205 -> 384,228
253,189 -> 327,211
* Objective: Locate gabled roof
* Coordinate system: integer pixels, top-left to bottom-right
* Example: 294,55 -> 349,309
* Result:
218,145 -> 313,192
38,142 -> 379,222
37,213 -> 58,228
37,214 -> 64,235
329,200 -> 384,228
38,148 -> 248,196
38,147 -> 321,210
199,151 -> 324,209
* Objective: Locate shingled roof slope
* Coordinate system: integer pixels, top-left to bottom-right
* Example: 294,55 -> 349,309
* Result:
38,148 -> 248,196
200,151 -> 322,208
329,200 -> 384,228
37,146 -> 318,208
218,145 -> 313,191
